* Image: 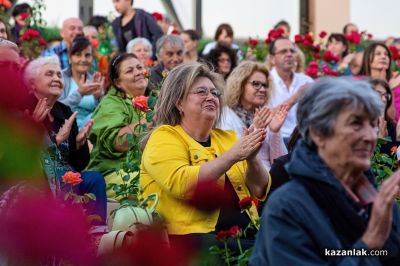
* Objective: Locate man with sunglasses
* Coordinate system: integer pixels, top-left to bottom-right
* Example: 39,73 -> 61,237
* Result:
269,37 -> 313,145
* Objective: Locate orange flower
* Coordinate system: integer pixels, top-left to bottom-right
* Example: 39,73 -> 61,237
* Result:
0,0 -> 12,9
143,69 -> 150,78
391,146 -> 398,153
133,96 -> 149,112
62,171 -> 83,186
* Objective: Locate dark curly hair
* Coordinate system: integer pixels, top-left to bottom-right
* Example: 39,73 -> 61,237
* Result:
207,44 -> 237,79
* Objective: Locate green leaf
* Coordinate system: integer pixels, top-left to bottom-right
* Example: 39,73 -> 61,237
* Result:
113,184 -> 122,192
84,193 -> 97,201
146,111 -> 154,122
122,174 -> 131,182
148,96 -> 157,109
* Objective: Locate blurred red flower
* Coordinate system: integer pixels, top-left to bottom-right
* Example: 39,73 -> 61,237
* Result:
318,31 -> 327,38
19,12 -> 30,21
0,193 -> 94,265
391,146 -> 398,153
216,230 -> 231,241
186,179 -> 230,213
322,50 -> 339,63
38,39 -> 47,46
294,34 -> 303,44
229,225 -> 242,238
151,12 -> 164,22
249,38 -> 258,48
239,196 -> 253,210
62,171 -> 83,186
133,96 -> 149,112
389,46 -> 400,61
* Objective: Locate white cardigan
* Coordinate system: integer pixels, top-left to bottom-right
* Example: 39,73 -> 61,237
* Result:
218,106 -> 288,171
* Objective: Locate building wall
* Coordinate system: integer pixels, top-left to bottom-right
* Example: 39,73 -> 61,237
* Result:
309,0 -> 350,35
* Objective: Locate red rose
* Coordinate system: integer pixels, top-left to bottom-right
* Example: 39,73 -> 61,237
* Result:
389,46 -> 400,61
367,33 -> 373,39
38,39 -> 47,46
143,69 -> 151,78
249,38 -> 258,48
265,37 -> 272,44
294,34 -> 303,44
304,33 -> 313,41
308,61 -> 319,69
90,38 -> 99,49
133,96 -> 149,112
303,39 -> 313,47
312,44 -> 321,52
19,12 -> 30,21
170,29 -> 179,35
239,196 -> 253,210
1,0 -> 11,9
391,146 -> 398,153
322,50 -> 339,63
276,28 -> 284,35
229,226 -> 242,238
322,65 -> 339,76
151,12 -> 163,22
350,31 -> 361,45
318,31 -> 327,38
305,62 -> 319,78
216,230 -> 231,241
62,171 -> 83,186
144,59 -> 154,67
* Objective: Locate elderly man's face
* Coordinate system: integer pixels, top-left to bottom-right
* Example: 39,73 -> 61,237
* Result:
33,64 -> 64,100
159,42 -> 183,71
61,18 -> 83,46
311,107 -> 377,174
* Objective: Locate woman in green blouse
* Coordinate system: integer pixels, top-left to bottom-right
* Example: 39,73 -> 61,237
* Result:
87,53 -> 148,196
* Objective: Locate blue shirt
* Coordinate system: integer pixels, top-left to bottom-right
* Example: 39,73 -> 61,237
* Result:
42,41 -> 69,70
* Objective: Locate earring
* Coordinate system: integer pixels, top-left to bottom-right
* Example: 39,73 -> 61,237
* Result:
179,108 -> 184,115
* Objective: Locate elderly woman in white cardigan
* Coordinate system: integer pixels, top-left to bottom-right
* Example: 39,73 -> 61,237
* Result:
219,61 -> 288,170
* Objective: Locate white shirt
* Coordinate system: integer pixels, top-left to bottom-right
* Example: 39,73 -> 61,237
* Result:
269,67 -> 313,138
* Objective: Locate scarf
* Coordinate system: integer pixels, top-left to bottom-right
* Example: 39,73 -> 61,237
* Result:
232,105 -> 254,128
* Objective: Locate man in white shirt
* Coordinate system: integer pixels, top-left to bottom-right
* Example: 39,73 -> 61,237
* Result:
268,37 -> 313,144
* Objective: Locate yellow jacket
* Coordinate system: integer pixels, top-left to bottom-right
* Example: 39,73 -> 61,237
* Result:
140,125 -> 271,235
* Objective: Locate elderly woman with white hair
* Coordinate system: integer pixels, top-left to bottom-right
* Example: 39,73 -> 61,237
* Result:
251,78 -> 400,265
24,55 -> 107,225
126,37 -> 153,67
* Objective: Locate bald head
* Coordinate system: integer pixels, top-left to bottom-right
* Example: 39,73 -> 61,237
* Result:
61,17 -> 83,46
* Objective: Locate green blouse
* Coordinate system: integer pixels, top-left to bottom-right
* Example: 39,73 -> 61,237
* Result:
87,87 -> 139,176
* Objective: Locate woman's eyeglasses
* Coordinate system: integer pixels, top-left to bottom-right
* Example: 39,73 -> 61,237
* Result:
377,91 -> 391,101
248,80 -> 268,91
191,87 -> 221,98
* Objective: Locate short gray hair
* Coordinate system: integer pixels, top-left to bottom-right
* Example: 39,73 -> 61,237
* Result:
297,77 -> 383,146
126,37 -> 153,58
24,55 -> 61,86
156,35 -> 184,59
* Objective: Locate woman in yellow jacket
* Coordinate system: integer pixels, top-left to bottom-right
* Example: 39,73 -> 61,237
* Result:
140,62 -> 271,247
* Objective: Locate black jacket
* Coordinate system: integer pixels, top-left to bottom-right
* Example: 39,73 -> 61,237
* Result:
112,8 -> 163,55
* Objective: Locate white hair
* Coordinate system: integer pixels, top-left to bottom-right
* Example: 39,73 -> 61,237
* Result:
24,55 -> 61,86
126,37 -> 153,58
